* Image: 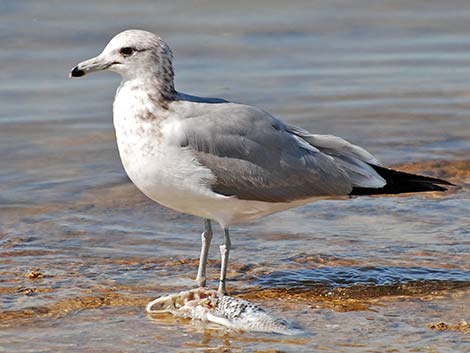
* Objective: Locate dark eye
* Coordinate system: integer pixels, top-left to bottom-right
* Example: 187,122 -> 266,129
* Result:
119,47 -> 135,56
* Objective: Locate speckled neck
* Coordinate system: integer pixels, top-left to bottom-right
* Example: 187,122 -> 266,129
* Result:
153,40 -> 176,102
118,39 -> 177,108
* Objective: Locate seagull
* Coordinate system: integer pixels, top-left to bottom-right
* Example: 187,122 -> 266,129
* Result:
70,29 -> 452,295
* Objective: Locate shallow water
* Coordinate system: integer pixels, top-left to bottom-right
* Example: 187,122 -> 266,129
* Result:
1,1 -> 470,352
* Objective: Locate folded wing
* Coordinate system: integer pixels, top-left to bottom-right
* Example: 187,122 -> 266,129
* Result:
177,103 -> 371,202
285,125 -> 386,189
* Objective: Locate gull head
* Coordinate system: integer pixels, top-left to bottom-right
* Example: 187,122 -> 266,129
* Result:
69,29 -> 175,85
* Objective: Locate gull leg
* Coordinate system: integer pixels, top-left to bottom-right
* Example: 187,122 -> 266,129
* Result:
218,228 -> 231,295
196,219 -> 213,288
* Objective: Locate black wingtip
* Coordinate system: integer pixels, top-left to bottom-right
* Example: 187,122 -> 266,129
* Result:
350,165 -> 455,196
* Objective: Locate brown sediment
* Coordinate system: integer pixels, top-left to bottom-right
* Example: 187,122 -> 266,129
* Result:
1,249 -> 61,258
427,321 -> 470,333
288,252 -> 470,271
289,254 -> 369,267
0,286 -> 55,296
3,277 -> 467,328
0,289 -> 152,328
238,280 -> 470,312
238,288 -> 374,312
392,159 -> 470,190
2,250 -> 469,326
98,256 -> 222,273
25,269 -> 46,280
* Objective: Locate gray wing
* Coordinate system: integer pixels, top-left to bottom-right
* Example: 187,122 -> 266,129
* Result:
285,125 -> 386,189
178,103 -> 354,202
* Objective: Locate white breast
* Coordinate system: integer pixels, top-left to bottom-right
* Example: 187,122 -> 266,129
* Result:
112,81 -> 316,228
113,82 -> 218,210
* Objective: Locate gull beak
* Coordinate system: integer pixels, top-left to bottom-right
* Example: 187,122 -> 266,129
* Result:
69,55 -> 116,78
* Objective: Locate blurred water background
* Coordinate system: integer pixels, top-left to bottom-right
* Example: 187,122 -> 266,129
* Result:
0,1 -> 469,352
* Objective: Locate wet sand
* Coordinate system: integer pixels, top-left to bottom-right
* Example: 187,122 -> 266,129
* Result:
1,1 -> 470,352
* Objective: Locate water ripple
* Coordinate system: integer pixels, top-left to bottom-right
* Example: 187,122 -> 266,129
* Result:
255,266 -> 470,288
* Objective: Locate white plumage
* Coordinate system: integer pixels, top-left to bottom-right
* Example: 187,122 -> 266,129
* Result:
70,29 -> 448,294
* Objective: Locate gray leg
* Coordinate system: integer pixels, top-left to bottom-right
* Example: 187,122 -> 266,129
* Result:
218,228 -> 231,295
196,219 -> 213,288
